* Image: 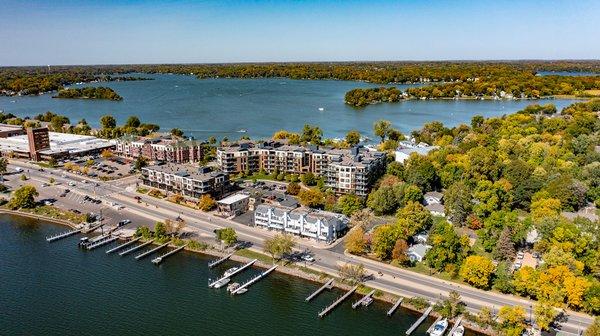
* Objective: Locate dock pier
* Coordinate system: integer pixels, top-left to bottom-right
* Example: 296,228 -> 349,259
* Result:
135,242 -> 170,260
119,239 -> 154,256
352,289 -> 376,309
208,252 -> 233,268
152,244 -> 188,265
106,237 -> 142,254
305,278 -> 334,302
405,306 -> 432,335
86,235 -> 119,250
231,265 -> 277,295
208,259 -> 257,288
82,223 -> 103,234
46,228 -> 81,242
318,285 -> 358,318
448,316 -> 463,335
387,297 -> 403,317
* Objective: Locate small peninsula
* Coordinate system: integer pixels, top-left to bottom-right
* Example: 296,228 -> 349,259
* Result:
53,87 -> 123,101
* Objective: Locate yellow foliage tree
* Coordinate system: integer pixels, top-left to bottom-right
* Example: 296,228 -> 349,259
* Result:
459,255 -> 495,289
512,266 -> 537,296
345,226 -> 366,254
530,197 -> 561,221
536,265 -> 571,306
564,275 -> 591,308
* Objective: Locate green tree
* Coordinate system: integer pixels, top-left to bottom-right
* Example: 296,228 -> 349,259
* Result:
154,221 -> 167,238
371,224 -> 402,260
125,116 -> 141,128
373,119 -> 392,143
534,303 -> 558,331
425,221 -> 470,272
216,228 -> 238,246
404,154 -> 439,191
386,161 -> 404,179
335,194 -> 364,216
170,128 -> 184,137
493,262 -> 515,294
7,185 -> 38,209
134,156 -> 148,171
298,188 -> 325,208
345,130 -> 361,146
444,181 -> 472,226
494,226 -> 516,261
300,124 -> 323,144
263,234 -> 295,262
301,172 -> 317,186
459,255 -> 495,289
395,201 -> 432,237
100,115 -> 117,129
0,157 -> 7,181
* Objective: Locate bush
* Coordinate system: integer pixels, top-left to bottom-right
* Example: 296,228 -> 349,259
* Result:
286,182 -> 301,195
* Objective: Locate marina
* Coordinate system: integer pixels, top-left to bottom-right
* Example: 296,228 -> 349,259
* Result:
230,265 -> 278,295
45,228 -> 81,242
387,297 -> 404,316
405,306 -> 433,335
351,289 -> 376,309
106,237 -> 142,254
118,239 -> 154,256
208,252 -> 234,268
134,242 -> 170,260
151,244 -> 187,265
208,259 -> 257,288
318,285 -> 359,318
305,278 -> 334,302
84,235 -> 119,250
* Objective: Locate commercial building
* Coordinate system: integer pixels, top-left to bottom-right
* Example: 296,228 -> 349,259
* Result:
0,127 -> 114,161
254,204 -> 349,243
394,140 -> 439,163
217,141 -> 386,196
0,124 -> 26,138
217,193 -> 250,217
140,164 -> 229,198
114,135 -> 204,163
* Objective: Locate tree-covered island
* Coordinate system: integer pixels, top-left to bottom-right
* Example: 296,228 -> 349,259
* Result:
53,87 -> 123,101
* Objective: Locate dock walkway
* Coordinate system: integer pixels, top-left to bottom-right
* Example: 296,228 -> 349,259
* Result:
405,306 -> 432,335
135,242 -> 170,260
448,316 -> 463,335
46,228 -> 81,242
231,265 -> 277,295
352,289 -> 376,309
208,259 -> 257,287
318,285 -> 358,318
119,239 -> 154,256
305,278 -> 334,302
208,252 -> 233,268
152,244 -> 187,265
86,236 -> 119,250
106,237 -> 141,254
387,297 -> 403,316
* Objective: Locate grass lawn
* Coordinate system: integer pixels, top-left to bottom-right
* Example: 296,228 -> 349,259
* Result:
21,205 -> 87,223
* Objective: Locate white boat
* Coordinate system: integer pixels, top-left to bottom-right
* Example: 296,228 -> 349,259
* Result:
452,325 -> 464,336
318,107 -> 325,111
223,267 -> 239,278
430,319 -> 448,336
361,297 -> 373,307
227,282 -> 240,293
236,288 -> 248,294
213,278 -> 230,289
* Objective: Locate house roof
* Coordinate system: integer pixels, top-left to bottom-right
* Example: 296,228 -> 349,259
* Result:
425,203 -> 445,213
408,244 -> 431,257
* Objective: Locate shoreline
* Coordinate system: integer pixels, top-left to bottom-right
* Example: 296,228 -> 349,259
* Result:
0,209 -> 493,335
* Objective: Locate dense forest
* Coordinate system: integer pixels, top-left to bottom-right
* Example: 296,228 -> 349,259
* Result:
1,61 -> 599,96
53,87 -> 123,101
345,87 -> 404,107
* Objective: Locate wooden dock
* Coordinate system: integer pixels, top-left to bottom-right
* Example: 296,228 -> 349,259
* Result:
46,228 -> 81,242
106,237 -> 141,254
208,252 -> 233,268
86,236 -> 119,250
152,244 -> 187,265
119,239 -> 154,256
135,242 -> 170,260
318,285 -> 358,318
352,289 -> 376,309
448,316 -> 463,335
305,278 -> 334,302
208,259 -> 257,288
426,316 -> 442,334
405,306 -> 432,335
231,265 -> 277,295
387,297 -> 403,316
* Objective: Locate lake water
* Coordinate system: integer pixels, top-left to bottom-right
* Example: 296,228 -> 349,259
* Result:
0,215 -> 483,336
0,74 -> 578,141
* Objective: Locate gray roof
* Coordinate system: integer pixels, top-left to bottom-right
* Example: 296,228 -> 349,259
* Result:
426,203 -> 445,213
408,244 -> 431,258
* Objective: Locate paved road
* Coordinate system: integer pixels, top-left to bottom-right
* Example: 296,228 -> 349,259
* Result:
6,161 -> 593,335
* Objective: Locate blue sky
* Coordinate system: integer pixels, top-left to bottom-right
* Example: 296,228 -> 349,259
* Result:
1,0 -> 599,66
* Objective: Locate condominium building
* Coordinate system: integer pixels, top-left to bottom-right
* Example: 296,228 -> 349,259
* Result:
254,204 -> 349,243
140,164 -> 229,198
115,135 -> 204,163
217,141 -> 386,196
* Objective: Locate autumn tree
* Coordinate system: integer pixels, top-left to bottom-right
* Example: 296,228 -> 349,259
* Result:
198,194 -> 216,211
395,201 -> 433,237
345,226 -> 366,254
8,185 -> 38,209
459,255 -> 495,289
345,130 -> 361,146
391,238 -> 409,264
498,306 -> 526,336
263,234 -> 295,262
371,224 -> 402,260
534,303 -> 558,331
373,119 -> 392,143
298,188 -> 325,208
338,263 -> 366,284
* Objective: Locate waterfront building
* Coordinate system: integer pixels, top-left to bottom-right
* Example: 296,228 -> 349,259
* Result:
0,123 -> 26,138
217,141 -> 386,196
394,140 -> 439,163
217,193 -> 250,217
140,164 -> 228,198
0,127 -> 114,161
114,135 -> 204,163
254,204 -> 348,242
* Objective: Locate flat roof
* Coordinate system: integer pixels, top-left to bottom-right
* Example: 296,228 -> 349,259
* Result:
217,193 -> 250,205
0,123 -> 24,132
0,131 -> 113,155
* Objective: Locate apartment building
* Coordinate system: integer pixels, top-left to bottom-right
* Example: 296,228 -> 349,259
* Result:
115,135 -> 204,163
140,164 -> 229,198
217,141 -> 386,196
254,204 -> 349,243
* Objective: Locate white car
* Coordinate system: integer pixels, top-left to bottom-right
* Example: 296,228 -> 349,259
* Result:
301,254 -> 315,262
68,182 -> 76,187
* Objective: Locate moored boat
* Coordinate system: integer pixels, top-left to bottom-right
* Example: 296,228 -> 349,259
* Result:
223,267 -> 239,278
213,277 -> 230,289
430,318 -> 448,336
361,297 -> 373,307
227,282 -> 240,293
452,325 -> 464,336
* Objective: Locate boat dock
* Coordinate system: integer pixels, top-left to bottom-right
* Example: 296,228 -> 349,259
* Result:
119,239 -> 154,256
448,316 -> 463,335
352,289 -> 376,309
231,265 -> 277,295
135,242 -> 170,260
106,237 -> 142,254
86,235 -> 119,250
46,228 -> 81,242
305,278 -> 334,302
82,223 -> 103,234
387,297 -> 403,316
208,259 -> 257,288
426,316 -> 442,334
208,252 -> 233,268
405,306 -> 432,335
152,244 -> 188,265
318,285 -> 358,318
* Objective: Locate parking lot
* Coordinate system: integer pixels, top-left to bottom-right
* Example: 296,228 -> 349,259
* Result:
58,156 -> 134,180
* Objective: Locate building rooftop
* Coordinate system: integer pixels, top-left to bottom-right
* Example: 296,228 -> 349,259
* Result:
0,123 -> 24,132
143,164 -> 225,182
255,203 -> 349,223
217,193 -> 250,205
0,131 -> 113,156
